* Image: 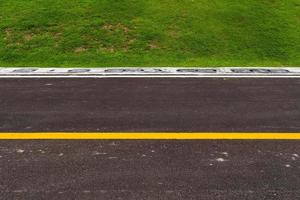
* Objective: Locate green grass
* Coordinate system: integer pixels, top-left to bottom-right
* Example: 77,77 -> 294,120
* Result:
0,0 -> 300,67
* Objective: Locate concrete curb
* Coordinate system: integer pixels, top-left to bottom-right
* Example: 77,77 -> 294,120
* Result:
0,67 -> 300,78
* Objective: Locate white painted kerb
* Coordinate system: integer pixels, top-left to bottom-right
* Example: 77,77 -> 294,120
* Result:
0,67 -> 299,78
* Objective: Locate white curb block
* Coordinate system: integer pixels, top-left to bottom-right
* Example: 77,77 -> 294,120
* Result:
0,67 -> 300,78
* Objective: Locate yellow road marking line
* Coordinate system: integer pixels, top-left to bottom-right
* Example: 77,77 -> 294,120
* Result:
0,133 -> 299,139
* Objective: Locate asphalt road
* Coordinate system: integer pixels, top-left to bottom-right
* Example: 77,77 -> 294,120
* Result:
0,78 -> 299,199
0,140 -> 299,200
0,78 -> 300,132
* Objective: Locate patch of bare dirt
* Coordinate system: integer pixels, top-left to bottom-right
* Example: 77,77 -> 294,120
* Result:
102,23 -> 130,33
24,34 -> 33,41
74,47 -> 88,53
4,28 -> 12,40
147,41 -> 160,50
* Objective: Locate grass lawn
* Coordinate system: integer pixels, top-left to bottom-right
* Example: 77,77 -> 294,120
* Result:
0,0 -> 300,67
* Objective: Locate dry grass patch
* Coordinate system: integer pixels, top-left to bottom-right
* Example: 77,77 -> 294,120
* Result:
74,46 -> 88,53
147,41 -> 160,50
23,34 -> 33,41
102,23 -> 130,33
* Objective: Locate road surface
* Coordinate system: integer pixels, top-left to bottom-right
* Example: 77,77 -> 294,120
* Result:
1,78 -> 300,132
0,78 -> 299,199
